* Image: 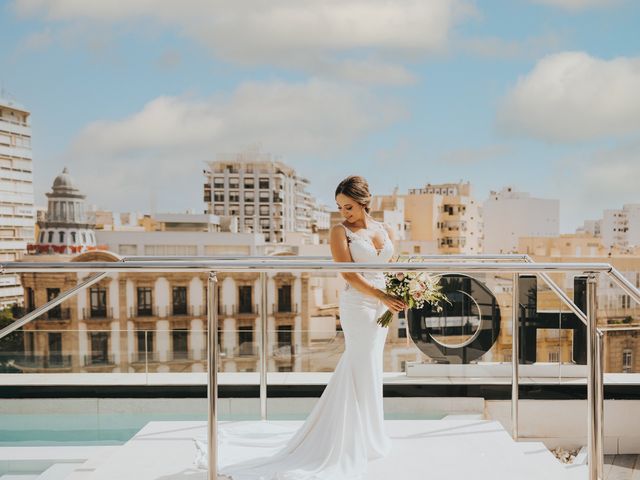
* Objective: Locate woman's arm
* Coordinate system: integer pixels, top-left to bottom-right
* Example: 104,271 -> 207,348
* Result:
329,225 -> 385,299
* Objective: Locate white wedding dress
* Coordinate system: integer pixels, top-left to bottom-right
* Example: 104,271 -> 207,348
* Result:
199,220 -> 394,480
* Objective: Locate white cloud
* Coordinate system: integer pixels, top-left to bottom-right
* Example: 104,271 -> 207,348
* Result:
530,0 -> 622,11
458,33 -> 563,59
64,80 -> 406,211
497,52 -> 640,142
13,0 -> 471,84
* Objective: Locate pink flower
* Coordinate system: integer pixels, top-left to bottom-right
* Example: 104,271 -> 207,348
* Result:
396,272 -> 405,281
412,292 -> 422,301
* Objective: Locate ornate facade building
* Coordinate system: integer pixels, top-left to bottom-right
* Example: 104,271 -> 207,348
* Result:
28,168 -> 99,255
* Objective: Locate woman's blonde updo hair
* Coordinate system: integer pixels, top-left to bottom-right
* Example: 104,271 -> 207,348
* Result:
335,175 -> 372,214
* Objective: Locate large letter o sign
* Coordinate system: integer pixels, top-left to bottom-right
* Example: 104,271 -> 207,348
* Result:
407,274 -> 502,364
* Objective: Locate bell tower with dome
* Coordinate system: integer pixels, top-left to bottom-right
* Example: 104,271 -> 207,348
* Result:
29,167 -> 97,255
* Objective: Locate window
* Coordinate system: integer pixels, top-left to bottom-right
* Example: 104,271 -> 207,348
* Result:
277,325 -> 292,348
244,178 -> 255,189
137,330 -> 154,354
47,231 -> 54,243
71,231 -> 76,243
244,191 -> 255,202
238,286 -> 253,313
398,327 -> 407,338
48,332 -> 62,365
172,286 -> 188,315
278,285 -> 292,312
623,349 -> 633,373
213,193 -> 225,202
82,232 -> 87,243
39,231 -> 44,242
90,332 -> 109,365
245,205 -> 255,216
548,351 -> 560,363
259,192 -> 270,203
172,329 -> 189,359
46,288 -> 61,318
229,177 -> 239,188
90,287 -> 107,318
259,177 -> 269,189
137,287 -> 153,316
259,205 -> 269,216
213,177 -> 224,188
238,326 -> 254,356
229,191 -> 239,202
26,332 -> 35,359
25,287 -> 35,312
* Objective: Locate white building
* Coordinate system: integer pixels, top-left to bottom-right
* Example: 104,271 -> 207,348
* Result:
0,98 -> 35,306
482,186 -> 559,254
95,229 -> 265,257
577,219 -> 602,238
601,205 -> 640,249
204,152 -> 320,243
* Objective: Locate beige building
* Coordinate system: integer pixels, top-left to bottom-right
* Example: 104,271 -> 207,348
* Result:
404,182 -> 482,254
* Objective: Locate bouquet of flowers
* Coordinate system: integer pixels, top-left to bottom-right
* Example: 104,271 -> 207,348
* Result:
377,258 -> 450,328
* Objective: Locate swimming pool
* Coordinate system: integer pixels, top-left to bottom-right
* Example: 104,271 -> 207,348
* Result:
0,412 -> 444,446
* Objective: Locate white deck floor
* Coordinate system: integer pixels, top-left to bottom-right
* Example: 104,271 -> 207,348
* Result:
59,418 -> 582,480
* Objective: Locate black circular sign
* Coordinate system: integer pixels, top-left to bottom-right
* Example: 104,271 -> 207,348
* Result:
407,274 -> 501,364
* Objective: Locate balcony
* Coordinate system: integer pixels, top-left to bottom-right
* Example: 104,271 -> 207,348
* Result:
9,353 -> 73,370
40,308 -> 71,321
273,302 -> 298,315
233,303 -> 259,317
170,304 -> 201,317
83,306 -> 114,320
83,354 -> 115,367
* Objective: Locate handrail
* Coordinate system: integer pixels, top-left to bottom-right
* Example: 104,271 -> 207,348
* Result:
0,260 -> 615,273
120,254 -> 532,262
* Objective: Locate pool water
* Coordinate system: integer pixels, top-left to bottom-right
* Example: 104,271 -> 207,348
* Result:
0,412 -> 445,446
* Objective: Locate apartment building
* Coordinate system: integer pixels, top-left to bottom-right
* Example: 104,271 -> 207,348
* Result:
602,205 -> 640,249
483,186 -> 559,254
204,153 -> 320,243
0,98 -> 34,306
404,182 -> 482,254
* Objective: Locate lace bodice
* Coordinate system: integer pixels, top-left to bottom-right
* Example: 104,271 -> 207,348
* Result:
339,220 -> 394,286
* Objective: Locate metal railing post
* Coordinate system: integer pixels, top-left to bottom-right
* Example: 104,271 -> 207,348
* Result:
587,274 -> 603,480
260,271 -> 268,420
207,272 -> 219,480
512,273 -> 519,440
596,330 -> 605,476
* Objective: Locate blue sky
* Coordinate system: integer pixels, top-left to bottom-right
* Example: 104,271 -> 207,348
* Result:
1,0 -> 639,232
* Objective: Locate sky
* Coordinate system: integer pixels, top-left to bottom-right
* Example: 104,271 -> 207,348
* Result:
1,0 -> 639,232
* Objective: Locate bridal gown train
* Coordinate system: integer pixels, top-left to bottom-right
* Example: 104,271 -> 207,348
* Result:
201,220 -> 394,480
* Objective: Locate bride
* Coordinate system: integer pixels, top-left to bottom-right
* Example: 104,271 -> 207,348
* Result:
204,175 -> 406,480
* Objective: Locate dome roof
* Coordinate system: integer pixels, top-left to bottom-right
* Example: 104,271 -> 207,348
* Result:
52,167 -> 78,191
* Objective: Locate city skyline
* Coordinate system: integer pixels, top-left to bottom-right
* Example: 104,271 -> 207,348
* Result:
1,1 -> 639,231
